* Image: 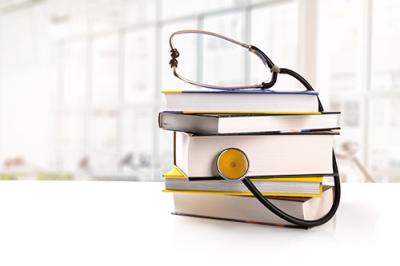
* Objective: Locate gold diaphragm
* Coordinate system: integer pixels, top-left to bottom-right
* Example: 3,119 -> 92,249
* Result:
216,148 -> 249,181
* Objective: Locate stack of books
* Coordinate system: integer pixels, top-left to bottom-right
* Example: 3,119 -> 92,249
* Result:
159,89 -> 340,226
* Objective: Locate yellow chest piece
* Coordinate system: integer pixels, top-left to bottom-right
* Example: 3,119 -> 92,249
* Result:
216,148 -> 249,181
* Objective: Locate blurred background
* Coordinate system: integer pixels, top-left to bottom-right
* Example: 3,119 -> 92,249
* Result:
0,0 -> 398,182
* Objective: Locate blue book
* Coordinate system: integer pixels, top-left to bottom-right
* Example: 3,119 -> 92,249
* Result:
161,89 -> 320,113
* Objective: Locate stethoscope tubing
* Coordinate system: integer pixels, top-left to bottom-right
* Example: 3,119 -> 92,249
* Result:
242,151 -> 340,228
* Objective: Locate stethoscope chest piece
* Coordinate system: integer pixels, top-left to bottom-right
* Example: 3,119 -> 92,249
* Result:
216,148 -> 249,181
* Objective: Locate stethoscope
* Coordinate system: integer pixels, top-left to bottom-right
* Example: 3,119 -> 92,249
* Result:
169,30 -> 341,228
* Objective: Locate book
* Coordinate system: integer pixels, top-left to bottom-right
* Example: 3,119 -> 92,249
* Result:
162,89 -> 320,113
172,186 -> 334,226
174,131 -> 336,178
159,111 -> 340,134
163,167 -> 323,197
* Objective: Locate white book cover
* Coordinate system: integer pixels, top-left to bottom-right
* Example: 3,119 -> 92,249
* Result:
175,132 -> 335,178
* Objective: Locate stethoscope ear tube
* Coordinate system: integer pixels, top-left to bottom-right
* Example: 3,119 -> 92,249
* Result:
241,150 -> 340,228
169,29 -> 315,91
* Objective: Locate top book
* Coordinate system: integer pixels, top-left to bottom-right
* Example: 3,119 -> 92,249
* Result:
162,89 -> 320,113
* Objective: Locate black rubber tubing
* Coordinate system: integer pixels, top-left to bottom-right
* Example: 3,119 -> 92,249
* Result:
242,150 -> 341,228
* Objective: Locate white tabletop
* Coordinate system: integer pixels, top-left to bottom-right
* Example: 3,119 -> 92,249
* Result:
0,181 -> 397,266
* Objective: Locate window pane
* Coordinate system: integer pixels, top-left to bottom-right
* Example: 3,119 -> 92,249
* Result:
161,0 -> 200,20
124,28 -> 156,104
91,34 -> 120,108
87,0 -> 156,33
62,40 -> 87,108
120,0 -> 157,27
371,0 -> 400,91
161,0 -> 247,20
250,2 -> 298,90
369,98 -> 400,181
121,107 -> 154,180
316,0 -> 363,94
59,113 -> 86,175
88,111 -> 119,174
202,11 -> 246,86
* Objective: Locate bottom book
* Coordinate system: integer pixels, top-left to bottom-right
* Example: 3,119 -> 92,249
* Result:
172,186 -> 334,227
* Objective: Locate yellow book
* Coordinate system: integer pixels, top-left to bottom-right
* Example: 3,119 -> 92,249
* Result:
172,187 -> 334,226
163,167 -> 323,198
163,167 -> 323,183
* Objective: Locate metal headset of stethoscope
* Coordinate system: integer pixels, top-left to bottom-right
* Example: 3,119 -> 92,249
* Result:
169,30 -> 341,228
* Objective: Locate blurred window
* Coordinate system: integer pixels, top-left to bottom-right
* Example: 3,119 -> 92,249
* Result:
124,28 -> 156,105
368,0 -> 400,180
250,2 -> 298,90
91,34 -> 120,108
317,0 -> 400,181
3,0 -> 399,181
201,11 -> 246,87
